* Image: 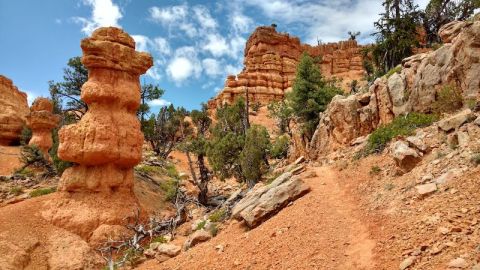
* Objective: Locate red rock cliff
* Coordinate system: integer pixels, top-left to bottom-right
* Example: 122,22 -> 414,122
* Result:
208,26 -> 364,110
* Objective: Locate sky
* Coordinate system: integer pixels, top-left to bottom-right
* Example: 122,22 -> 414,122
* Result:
0,0 -> 430,111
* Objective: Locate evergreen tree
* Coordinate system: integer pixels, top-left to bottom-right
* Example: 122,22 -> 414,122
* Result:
137,83 -> 165,124
422,0 -> 478,45
289,52 -> 342,140
240,125 -> 271,188
372,0 -> 422,73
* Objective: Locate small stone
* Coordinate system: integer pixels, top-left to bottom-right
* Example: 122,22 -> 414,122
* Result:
439,227 -> 450,235
183,229 -> 212,250
157,243 -> 181,257
215,244 -> 224,253
415,183 -> 437,196
144,248 -> 156,257
399,256 -> 415,270
447,257 -> 467,268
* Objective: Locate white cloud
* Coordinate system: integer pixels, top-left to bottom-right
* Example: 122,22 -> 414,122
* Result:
131,35 -> 150,52
149,5 -> 188,24
153,37 -> 171,55
202,34 -> 229,57
231,12 -> 254,34
202,58 -> 222,76
74,0 -> 123,35
149,98 -> 171,107
166,46 -> 202,84
24,91 -> 37,106
193,6 -> 217,30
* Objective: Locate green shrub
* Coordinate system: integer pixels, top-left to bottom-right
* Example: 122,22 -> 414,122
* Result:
433,84 -> 463,114
385,66 -> 401,78
151,235 -> 167,243
364,113 -> 438,154
251,102 -> 261,112
465,98 -> 477,110
165,163 -> 179,179
9,186 -> 23,196
20,126 -> 32,145
135,165 -> 162,175
471,153 -> 480,165
270,134 -> 290,159
370,166 -> 381,175
15,167 -> 34,177
30,187 -> 56,197
209,223 -> 218,237
159,179 -> 178,202
209,208 -> 227,223
123,248 -> 143,267
195,220 -> 207,231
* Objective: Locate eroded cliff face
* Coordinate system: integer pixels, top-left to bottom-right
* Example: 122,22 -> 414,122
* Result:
208,26 -> 364,110
57,27 -> 153,193
309,19 -> 480,159
0,75 -> 29,145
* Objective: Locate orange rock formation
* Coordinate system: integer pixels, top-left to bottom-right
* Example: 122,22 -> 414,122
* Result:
26,97 -> 60,160
208,26 -> 364,110
0,75 -> 29,145
57,27 -> 153,193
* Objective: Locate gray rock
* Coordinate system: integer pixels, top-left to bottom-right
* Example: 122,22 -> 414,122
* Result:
406,133 -> 428,152
388,73 -> 408,116
415,183 -> 437,196
447,257 -> 467,268
391,141 -> 421,171
232,172 -> 310,227
399,256 -> 415,270
457,131 -> 470,147
183,230 -> 212,250
157,243 -> 181,257
435,169 -> 462,185
438,109 -> 474,132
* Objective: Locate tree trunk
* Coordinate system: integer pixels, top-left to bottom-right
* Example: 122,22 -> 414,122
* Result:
197,153 -> 209,205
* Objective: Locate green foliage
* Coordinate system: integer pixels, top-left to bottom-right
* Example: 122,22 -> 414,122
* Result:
49,56 -> 88,120
267,100 -> 293,134
372,0 -> 422,73
9,186 -> 23,196
138,84 -> 165,124
432,84 -> 464,114
251,102 -> 262,112
50,128 -> 72,176
159,179 -> 179,202
208,208 -> 227,223
143,105 -> 191,158
471,153 -> 480,165
30,187 -> 56,197
19,145 -> 48,173
195,220 -> 207,231
209,223 -> 219,237
422,0 -> 478,45
123,248 -> 143,267
165,163 -> 179,179
270,134 -> 290,159
289,52 -> 343,139
135,165 -> 162,175
151,235 -> 167,243
240,125 -> 271,187
385,66 -> 402,78
15,167 -> 34,177
20,126 -> 32,146
364,113 -> 438,154
370,166 -> 382,175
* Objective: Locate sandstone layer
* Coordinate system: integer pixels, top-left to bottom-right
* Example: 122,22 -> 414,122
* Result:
58,27 -> 153,193
0,75 -> 29,145
309,19 -> 480,159
26,98 -> 60,160
208,26 -> 364,110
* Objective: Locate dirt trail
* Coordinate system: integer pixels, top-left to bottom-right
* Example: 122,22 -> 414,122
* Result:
138,166 -> 376,270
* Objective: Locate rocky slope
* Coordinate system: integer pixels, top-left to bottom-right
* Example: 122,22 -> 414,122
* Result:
0,75 -> 29,145
310,19 -> 480,159
208,25 -> 364,111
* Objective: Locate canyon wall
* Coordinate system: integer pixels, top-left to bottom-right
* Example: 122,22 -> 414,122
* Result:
309,19 -> 480,159
0,75 -> 29,145
208,26 -> 364,111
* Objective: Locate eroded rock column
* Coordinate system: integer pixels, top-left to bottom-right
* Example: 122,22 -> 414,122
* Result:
26,97 -> 60,160
57,27 -> 153,193
0,75 -> 29,145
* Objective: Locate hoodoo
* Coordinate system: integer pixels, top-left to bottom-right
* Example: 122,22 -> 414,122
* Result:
0,75 -> 29,145
57,27 -> 153,193
26,97 -> 60,160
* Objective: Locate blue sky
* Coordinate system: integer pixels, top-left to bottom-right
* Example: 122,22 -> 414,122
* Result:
0,0 -> 429,111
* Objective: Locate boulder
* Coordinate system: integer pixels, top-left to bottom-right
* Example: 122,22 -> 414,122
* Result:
439,21 -> 467,43
406,132 -> 428,152
438,109 -> 475,132
157,243 -> 181,257
183,230 -> 212,250
391,141 -> 421,172
232,172 -> 310,227
415,183 -> 437,196
447,257 -> 467,268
